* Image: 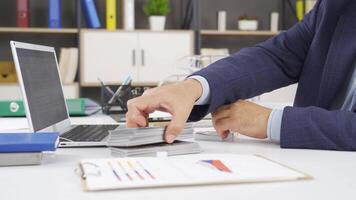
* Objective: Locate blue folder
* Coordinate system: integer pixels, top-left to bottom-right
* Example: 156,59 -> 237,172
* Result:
81,0 -> 101,28
0,132 -> 59,153
48,0 -> 61,28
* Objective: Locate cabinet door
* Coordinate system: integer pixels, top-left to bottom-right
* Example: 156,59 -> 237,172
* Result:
137,32 -> 193,84
81,31 -> 139,86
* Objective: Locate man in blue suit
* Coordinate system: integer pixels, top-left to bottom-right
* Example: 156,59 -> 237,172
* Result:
126,0 -> 356,151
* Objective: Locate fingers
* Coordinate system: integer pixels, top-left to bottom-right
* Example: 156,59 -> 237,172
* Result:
126,81 -> 199,143
213,117 -> 232,139
165,110 -> 189,143
126,97 -> 158,128
212,105 -> 231,138
125,105 -> 147,128
221,130 -> 231,139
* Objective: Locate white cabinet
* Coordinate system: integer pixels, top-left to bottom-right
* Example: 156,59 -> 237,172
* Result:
137,32 -> 194,83
81,30 -> 194,86
81,31 -> 139,85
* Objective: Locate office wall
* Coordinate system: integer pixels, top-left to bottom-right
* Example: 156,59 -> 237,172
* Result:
0,0 -> 297,59
0,0 -> 297,100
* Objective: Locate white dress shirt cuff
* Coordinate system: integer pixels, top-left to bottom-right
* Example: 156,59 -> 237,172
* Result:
267,109 -> 284,143
187,76 -> 211,105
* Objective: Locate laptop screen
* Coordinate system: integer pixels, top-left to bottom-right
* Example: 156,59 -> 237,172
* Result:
15,47 -> 68,132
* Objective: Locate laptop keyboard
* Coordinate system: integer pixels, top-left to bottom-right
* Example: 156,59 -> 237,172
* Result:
61,125 -> 118,142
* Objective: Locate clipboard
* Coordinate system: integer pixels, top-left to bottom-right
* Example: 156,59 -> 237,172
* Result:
76,154 -> 312,191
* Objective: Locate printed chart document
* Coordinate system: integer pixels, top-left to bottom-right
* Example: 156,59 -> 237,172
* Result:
78,154 -> 311,191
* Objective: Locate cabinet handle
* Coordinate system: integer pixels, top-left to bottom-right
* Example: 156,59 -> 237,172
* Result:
141,49 -> 145,66
132,49 -> 136,67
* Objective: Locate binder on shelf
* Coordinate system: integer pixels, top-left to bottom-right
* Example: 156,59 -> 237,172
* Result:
106,0 -> 117,30
16,0 -> 30,27
122,0 -> 135,30
0,132 -> 59,153
217,11 -> 226,31
48,0 -> 62,28
58,48 -> 79,84
81,0 -> 102,28
270,12 -> 279,32
0,61 -> 17,83
305,0 -> 317,13
0,100 -> 25,117
296,0 -> 305,21
0,98 -> 100,117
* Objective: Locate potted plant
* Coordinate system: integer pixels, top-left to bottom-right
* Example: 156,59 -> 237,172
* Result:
143,0 -> 170,31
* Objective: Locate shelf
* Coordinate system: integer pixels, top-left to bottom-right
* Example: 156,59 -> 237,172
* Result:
79,28 -> 193,33
0,27 -> 78,34
0,83 -> 79,99
201,30 -> 279,36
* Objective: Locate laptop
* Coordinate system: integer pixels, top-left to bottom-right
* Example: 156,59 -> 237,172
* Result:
10,41 -> 119,147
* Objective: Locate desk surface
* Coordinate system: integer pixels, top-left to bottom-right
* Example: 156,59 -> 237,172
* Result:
0,114 -> 356,200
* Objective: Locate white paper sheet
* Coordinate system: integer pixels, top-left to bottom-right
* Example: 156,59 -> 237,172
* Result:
79,154 -> 310,191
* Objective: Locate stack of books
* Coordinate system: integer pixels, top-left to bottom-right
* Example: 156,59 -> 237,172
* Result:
0,133 -> 59,166
107,124 -> 201,157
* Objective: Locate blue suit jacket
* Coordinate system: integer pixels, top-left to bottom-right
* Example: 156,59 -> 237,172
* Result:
189,0 -> 356,151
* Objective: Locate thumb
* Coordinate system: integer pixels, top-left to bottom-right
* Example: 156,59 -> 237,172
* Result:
165,112 -> 188,143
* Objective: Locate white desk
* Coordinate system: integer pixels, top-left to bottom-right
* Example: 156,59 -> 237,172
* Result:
0,112 -> 118,132
0,114 -> 356,200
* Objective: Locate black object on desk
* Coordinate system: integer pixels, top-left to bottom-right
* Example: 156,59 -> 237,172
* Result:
100,84 -> 150,114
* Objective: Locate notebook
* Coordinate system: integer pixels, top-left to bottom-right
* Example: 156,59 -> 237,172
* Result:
0,132 -> 59,153
77,154 -> 311,191
0,152 -> 43,166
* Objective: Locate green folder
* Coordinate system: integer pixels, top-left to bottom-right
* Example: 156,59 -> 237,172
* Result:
0,98 -> 101,117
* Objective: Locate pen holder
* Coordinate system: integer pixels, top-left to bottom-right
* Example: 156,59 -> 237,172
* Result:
100,85 -> 150,114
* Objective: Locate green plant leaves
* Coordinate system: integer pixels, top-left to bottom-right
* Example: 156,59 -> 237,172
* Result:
143,0 -> 170,16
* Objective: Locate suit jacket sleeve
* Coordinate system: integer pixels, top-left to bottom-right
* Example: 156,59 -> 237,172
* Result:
282,107 -> 356,150
188,1 -> 322,121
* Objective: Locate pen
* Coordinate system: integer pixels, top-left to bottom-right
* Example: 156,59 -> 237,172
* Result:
117,160 -> 133,181
97,77 -> 115,96
127,161 -> 144,180
136,160 -> 155,180
108,75 -> 132,105
107,161 -> 121,181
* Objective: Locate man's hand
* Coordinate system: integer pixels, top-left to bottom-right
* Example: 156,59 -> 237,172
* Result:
212,100 -> 272,139
126,79 -> 203,143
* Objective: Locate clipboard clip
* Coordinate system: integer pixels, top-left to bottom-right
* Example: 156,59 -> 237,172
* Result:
75,162 -> 102,179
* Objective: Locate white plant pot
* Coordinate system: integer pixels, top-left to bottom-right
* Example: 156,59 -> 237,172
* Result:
149,16 -> 166,31
238,20 -> 258,31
